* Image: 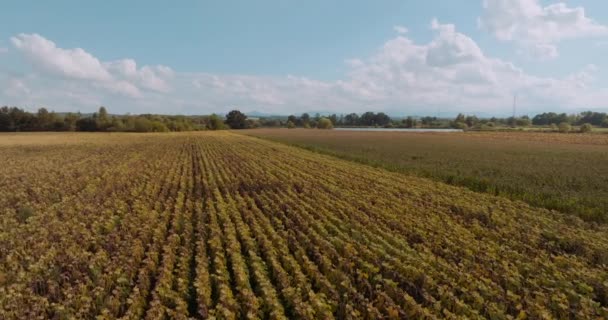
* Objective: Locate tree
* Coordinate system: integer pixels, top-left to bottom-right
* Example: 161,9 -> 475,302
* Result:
580,123 -> 593,133
286,121 -> 296,129
344,113 -> 359,126
301,113 -> 310,127
225,110 -> 248,129
76,117 -> 98,132
36,108 -> 52,130
452,118 -> 466,129
0,107 -> 11,131
63,113 -> 80,131
465,116 -> 479,128
558,122 -> 571,133
516,116 -> 531,127
578,111 -> 606,126
316,117 -> 333,129
97,106 -> 110,130
287,115 -> 298,126
374,112 -> 391,126
360,112 -> 376,126
207,114 -> 225,130
454,113 -> 466,123
403,116 -> 415,128
533,112 -> 570,126
328,114 -> 338,125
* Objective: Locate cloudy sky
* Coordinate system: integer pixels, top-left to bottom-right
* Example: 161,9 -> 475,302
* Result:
2,0 -> 608,116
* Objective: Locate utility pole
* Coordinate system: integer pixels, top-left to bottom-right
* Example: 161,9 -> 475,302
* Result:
512,94 -> 517,127
512,94 -> 517,119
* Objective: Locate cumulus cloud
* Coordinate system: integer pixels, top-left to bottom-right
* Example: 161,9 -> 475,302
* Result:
10,34 -> 173,98
11,34 -> 112,81
343,19 -> 607,110
479,0 -> 608,59
3,23 -> 608,115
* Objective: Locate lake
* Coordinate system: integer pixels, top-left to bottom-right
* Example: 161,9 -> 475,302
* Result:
334,128 -> 464,132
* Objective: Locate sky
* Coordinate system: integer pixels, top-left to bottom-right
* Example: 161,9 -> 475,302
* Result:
2,0 -> 608,116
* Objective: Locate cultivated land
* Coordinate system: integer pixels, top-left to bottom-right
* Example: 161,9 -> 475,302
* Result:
1,132 -> 607,319
245,129 -> 608,222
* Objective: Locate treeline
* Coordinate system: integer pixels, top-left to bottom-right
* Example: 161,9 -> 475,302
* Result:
532,111 -> 608,127
0,106 -> 206,132
3,105 -> 608,132
451,111 -> 608,131
286,112 -> 391,128
0,107 -> 256,132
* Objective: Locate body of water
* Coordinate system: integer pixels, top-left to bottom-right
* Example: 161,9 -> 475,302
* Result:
334,127 -> 464,132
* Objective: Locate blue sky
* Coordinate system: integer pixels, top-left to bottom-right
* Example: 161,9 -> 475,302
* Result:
2,0 -> 608,116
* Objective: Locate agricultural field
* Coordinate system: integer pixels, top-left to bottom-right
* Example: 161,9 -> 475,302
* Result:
245,129 -> 608,222
1,132 -> 607,319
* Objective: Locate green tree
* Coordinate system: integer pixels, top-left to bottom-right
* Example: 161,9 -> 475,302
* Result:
286,121 -> 296,129
287,115 -> 298,126
36,108 -> 57,130
225,110 -> 248,129
580,123 -> 593,133
207,114 -> 225,130
97,106 -> 110,130
558,122 -> 571,133
454,113 -> 466,123
63,113 -> 80,131
316,117 -> 333,129
301,113 -> 310,127
403,116 -> 415,128
344,113 -> 359,126
465,115 -> 479,127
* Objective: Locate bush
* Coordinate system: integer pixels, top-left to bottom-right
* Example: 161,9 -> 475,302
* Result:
453,122 -> 468,130
16,206 -> 34,223
580,123 -> 593,133
558,122 -> 571,133
286,121 -> 295,129
206,114 -> 225,130
550,123 -> 558,131
316,118 -> 333,129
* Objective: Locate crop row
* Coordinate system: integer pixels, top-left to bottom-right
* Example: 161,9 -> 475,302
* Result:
1,132 -> 607,319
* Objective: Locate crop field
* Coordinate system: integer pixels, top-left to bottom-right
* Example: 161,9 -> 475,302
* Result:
245,129 -> 608,222
1,132 -> 607,319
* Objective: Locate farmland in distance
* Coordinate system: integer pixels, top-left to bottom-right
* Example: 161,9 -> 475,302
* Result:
245,128 -> 608,222
1,132 -> 607,319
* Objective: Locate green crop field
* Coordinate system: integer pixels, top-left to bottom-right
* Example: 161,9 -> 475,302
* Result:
245,129 -> 608,222
1,132 -> 607,319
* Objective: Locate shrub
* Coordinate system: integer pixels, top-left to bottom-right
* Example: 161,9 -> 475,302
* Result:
16,206 -> 34,223
316,118 -> 333,129
286,121 -> 295,129
453,122 -> 468,130
550,123 -> 558,131
580,123 -> 593,133
558,122 -> 571,133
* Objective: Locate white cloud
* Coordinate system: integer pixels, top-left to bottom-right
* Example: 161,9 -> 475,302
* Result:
479,0 -> 608,59
11,34 -> 112,81
393,25 -> 409,34
10,34 -> 173,98
3,23 -> 608,115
